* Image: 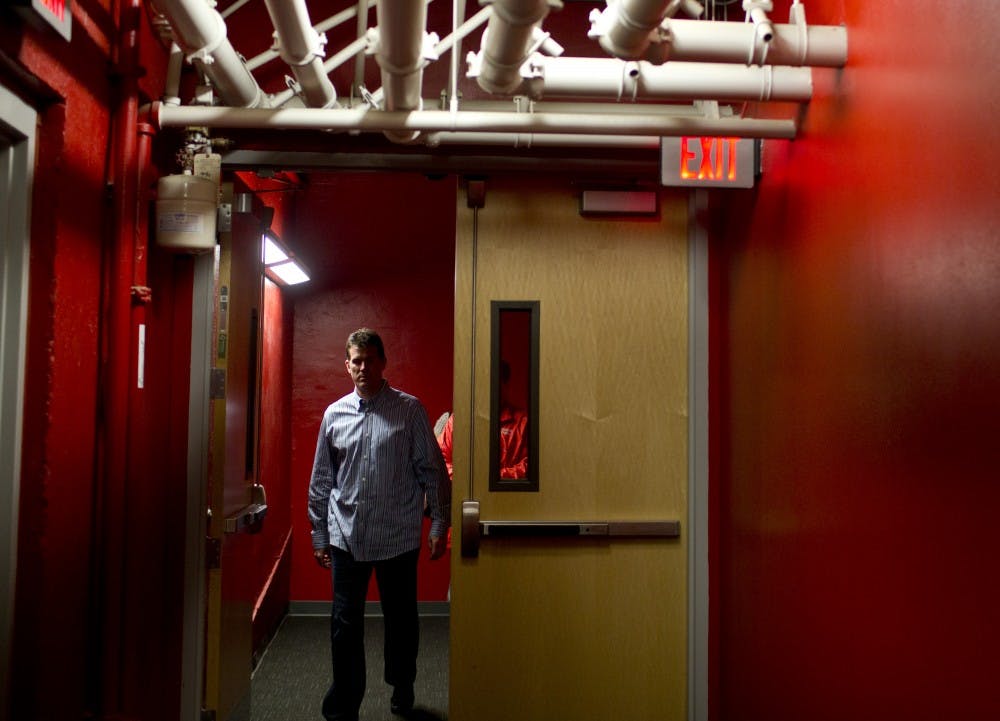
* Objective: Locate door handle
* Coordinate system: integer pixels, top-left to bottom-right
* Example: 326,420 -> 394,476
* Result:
460,499 -> 680,558
224,483 -> 268,534
224,503 -> 268,534
461,500 -> 481,558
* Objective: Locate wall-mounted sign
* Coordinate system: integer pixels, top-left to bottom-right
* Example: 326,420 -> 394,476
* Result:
661,136 -> 758,188
12,0 -> 72,41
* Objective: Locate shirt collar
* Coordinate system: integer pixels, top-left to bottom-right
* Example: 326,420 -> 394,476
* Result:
356,380 -> 388,410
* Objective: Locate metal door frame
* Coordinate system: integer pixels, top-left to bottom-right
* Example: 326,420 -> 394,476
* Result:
688,189 -> 709,721
180,250 -> 216,721
0,82 -> 36,721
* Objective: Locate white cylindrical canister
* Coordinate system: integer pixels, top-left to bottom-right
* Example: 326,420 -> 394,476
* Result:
155,174 -> 218,251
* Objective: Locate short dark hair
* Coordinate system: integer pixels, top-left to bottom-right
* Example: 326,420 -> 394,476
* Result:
346,328 -> 386,360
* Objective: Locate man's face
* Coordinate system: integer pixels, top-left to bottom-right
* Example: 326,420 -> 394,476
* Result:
345,344 -> 386,398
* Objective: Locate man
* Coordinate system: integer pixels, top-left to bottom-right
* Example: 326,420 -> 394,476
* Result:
309,328 -> 451,721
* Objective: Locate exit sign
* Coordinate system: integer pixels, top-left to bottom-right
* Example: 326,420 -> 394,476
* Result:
12,0 -> 72,41
661,136 -> 758,188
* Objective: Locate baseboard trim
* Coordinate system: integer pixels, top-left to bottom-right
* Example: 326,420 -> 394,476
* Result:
289,600 -> 451,617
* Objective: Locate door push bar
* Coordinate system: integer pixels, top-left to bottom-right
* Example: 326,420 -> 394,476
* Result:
461,499 -> 680,558
224,483 -> 268,534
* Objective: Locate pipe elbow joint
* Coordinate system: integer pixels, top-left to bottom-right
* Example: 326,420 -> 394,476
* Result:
743,0 -> 775,43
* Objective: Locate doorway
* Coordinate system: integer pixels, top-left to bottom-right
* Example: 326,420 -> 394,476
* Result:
187,170 -> 708,721
0,82 -> 36,721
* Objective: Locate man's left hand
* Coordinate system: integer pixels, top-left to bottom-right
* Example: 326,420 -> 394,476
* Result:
428,534 -> 446,560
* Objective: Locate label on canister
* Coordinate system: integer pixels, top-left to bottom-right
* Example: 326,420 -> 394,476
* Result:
158,212 -> 205,234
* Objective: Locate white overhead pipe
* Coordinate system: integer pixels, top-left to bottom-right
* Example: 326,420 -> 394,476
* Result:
370,0 -> 439,141
151,102 -> 798,138
426,131 -> 661,148
588,0 -> 703,64
271,7 -> 493,111
155,0 -> 264,108
368,6 -> 493,111
316,1 -> 378,35
325,36 -> 372,77
470,0 -> 560,94
589,1 -> 844,67
524,56 -> 812,102
355,0 -> 372,96
220,0 -> 253,20
663,17 -> 847,67
163,42 -> 184,105
395,97 -> 717,115
272,36 -> 369,108
448,0 -> 467,111
743,0 -> 775,43
439,5 -> 495,60
742,0 -> 775,64
246,0 -> 377,72
263,0 -> 337,108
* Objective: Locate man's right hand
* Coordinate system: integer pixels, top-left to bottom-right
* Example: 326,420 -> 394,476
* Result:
314,547 -> 331,569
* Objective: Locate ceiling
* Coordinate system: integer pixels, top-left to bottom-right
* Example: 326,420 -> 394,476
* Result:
146,0 -> 847,177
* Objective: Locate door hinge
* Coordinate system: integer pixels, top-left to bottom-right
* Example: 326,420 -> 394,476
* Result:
210,367 -> 226,399
206,536 -> 222,569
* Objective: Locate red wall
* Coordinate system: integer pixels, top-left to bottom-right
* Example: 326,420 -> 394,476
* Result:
242,276 -> 294,656
3,2 -> 179,719
709,2 -> 1000,719
286,173 -> 457,603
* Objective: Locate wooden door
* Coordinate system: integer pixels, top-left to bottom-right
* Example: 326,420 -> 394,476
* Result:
449,177 -> 691,720
202,180 -> 264,721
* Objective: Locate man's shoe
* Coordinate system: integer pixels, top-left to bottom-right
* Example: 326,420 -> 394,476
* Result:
390,685 -> 414,715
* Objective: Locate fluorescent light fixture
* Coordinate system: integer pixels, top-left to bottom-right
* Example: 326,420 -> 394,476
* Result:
267,260 -> 310,286
262,233 -> 289,264
262,232 -> 310,286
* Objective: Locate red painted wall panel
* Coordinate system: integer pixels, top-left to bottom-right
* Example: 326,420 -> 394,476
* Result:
251,277 -> 295,653
710,2 -> 1000,720
4,1 -> 188,717
3,4 -> 112,719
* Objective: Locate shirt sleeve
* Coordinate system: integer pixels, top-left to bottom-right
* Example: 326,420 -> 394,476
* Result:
412,404 -> 452,539
308,411 -> 336,549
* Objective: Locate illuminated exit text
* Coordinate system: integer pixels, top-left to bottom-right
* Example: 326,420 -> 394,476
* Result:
660,136 -> 757,188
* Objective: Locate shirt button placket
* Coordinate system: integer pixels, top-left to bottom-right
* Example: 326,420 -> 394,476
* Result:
361,403 -> 370,489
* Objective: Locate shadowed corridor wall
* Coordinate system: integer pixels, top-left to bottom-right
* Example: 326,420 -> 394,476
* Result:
708,2 -> 1000,719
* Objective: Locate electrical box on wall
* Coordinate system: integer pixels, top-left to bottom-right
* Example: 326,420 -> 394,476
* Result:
580,190 -> 658,216
660,136 -> 760,189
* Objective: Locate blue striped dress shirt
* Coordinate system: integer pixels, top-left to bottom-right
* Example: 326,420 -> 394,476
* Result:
308,382 -> 451,562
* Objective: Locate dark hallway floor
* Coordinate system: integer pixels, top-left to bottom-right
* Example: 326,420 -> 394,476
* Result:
251,614 -> 449,721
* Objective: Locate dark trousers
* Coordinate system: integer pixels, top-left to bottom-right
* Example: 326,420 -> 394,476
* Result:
322,546 -> 420,721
